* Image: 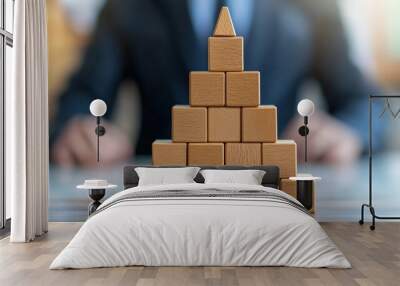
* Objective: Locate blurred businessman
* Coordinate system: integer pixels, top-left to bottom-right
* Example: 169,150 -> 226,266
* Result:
51,0 -> 381,167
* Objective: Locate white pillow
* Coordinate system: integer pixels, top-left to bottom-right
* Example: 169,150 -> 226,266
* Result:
135,167 -> 200,186
200,169 -> 266,185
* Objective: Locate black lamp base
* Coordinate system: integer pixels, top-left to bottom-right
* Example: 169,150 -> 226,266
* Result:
88,189 -> 105,215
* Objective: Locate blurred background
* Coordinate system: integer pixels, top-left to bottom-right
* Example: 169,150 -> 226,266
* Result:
44,0 -> 400,222
48,0 -> 400,106
47,0 -> 400,166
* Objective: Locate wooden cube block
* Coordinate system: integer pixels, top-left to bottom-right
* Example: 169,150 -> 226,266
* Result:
152,140 -> 187,166
188,143 -> 224,166
242,105 -> 277,142
190,72 -> 225,106
208,107 -> 240,142
172,106 -> 207,142
225,143 -> 261,166
262,140 -> 297,178
208,37 -> 243,72
280,179 -> 297,198
279,179 -> 315,213
226,72 -> 260,106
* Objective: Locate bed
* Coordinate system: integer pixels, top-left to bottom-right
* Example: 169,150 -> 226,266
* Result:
50,165 -> 350,269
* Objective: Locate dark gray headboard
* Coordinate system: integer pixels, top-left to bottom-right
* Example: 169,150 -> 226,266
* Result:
123,165 -> 280,189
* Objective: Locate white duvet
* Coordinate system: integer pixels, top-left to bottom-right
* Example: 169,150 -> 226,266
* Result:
50,183 -> 350,269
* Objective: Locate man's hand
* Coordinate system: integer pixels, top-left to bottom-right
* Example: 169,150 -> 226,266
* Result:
283,111 -> 362,165
52,116 -> 133,167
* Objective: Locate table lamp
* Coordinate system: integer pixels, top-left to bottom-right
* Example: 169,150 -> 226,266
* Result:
292,99 -> 319,211
297,99 -> 314,162
89,99 -> 107,162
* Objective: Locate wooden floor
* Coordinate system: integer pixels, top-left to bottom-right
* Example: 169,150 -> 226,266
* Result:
0,222 -> 399,286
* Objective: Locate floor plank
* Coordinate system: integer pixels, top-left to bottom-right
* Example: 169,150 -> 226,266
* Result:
0,222 -> 399,286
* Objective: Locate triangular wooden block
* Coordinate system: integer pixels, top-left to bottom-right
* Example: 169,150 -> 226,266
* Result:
213,7 -> 236,37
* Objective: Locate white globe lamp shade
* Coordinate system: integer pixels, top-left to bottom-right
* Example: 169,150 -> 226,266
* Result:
90,99 -> 107,117
297,99 -> 315,117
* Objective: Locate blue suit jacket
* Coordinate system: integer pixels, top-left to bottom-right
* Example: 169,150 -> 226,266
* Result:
53,0 -> 381,154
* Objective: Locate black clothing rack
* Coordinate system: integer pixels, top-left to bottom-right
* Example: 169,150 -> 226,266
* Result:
359,95 -> 400,230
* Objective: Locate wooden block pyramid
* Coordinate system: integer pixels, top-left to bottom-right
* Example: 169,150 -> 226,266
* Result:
152,7 -> 297,181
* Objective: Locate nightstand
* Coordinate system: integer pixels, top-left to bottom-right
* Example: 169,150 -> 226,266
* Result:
289,174 -> 321,211
77,180 -> 117,215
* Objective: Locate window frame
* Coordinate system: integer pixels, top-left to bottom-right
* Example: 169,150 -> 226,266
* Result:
0,0 -> 14,231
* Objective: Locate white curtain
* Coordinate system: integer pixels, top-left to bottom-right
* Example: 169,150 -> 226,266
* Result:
7,0 -> 49,242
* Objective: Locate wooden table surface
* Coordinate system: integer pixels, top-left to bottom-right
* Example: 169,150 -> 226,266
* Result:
49,153 -> 400,222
